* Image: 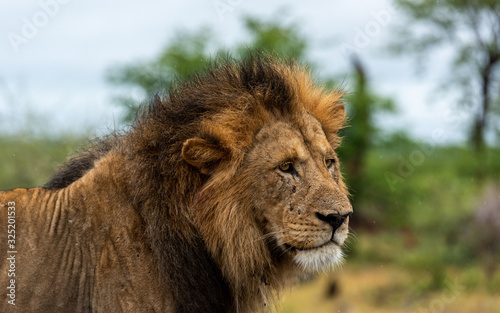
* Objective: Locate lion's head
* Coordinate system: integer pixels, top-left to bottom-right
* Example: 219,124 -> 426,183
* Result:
243,115 -> 352,271
174,56 -> 352,308
183,110 -> 351,271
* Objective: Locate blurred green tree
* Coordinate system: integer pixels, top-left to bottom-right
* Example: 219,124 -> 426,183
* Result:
107,16 -> 308,122
107,29 -> 215,122
389,0 -> 500,151
236,16 -> 307,61
339,55 -> 395,225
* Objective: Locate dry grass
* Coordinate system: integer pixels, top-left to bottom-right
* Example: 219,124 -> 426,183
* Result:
279,263 -> 500,313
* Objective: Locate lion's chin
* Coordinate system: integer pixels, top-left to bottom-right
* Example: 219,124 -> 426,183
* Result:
291,242 -> 344,273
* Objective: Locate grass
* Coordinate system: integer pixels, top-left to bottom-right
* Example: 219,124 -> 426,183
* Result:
279,224 -> 500,312
0,136 -> 85,190
279,261 -> 500,313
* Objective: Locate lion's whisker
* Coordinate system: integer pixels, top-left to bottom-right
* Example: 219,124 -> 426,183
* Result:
257,230 -> 286,240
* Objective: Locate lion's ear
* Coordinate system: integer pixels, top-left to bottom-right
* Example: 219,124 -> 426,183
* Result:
310,100 -> 346,148
182,138 -> 227,175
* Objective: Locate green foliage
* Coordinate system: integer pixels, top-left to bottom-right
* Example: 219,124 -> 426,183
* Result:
348,141 -> 500,290
0,136 -> 85,190
338,56 -> 395,213
108,16 -> 308,123
389,0 -> 500,150
237,16 -> 307,61
365,144 -> 499,228
107,29 -> 215,122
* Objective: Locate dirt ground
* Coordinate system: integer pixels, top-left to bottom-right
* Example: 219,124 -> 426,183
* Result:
279,264 -> 500,313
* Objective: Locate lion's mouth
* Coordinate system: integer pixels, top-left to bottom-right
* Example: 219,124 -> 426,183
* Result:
284,240 -> 338,252
286,240 -> 344,272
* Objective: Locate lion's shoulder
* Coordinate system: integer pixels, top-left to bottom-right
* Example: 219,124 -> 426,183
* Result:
44,137 -> 115,189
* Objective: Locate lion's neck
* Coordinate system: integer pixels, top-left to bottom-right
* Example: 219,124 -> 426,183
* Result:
98,149 -> 238,312
86,151 -> 293,312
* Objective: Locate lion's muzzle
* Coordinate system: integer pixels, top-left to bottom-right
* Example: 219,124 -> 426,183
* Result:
315,211 -> 352,234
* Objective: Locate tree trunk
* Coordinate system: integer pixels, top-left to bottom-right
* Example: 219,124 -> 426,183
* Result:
471,51 -> 499,152
471,113 -> 485,152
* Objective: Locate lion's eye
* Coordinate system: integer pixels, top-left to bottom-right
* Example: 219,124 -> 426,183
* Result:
325,158 -> 335,169
278,162 -> 294,173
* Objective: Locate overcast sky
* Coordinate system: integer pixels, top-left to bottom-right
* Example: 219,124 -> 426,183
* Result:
0,0 -> 470,143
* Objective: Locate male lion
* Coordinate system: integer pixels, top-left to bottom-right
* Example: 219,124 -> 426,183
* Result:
0,55 -> 352,312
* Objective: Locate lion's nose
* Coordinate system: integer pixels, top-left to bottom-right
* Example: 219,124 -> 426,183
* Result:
315,212 -> 352,232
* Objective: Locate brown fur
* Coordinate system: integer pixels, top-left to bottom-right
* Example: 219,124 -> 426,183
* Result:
0,55 -> 352,312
